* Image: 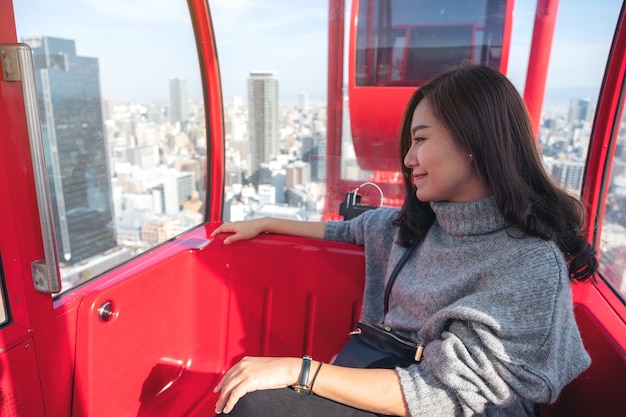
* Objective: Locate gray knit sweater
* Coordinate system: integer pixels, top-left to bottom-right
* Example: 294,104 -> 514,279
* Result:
324,197 -> 590,417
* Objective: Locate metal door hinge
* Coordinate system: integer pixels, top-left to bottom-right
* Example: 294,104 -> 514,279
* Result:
0,44 -> 23,81
0,43 -> 62,294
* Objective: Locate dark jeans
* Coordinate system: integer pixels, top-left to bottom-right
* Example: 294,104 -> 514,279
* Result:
218,387 -> 392,417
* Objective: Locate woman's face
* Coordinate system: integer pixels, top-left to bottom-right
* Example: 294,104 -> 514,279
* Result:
404,98 -> 491,202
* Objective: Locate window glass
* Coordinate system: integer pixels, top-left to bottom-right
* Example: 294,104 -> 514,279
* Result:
212,1 -> 330,222
355,0 -> 504,86
212,1 -> 621,220
599,97 -> 626,300
520,2 -> 621,197
10,1 -> 624,299
14,1 -> 206,293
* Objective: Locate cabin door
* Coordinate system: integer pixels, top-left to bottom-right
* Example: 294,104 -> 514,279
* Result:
0,1 -> 48,414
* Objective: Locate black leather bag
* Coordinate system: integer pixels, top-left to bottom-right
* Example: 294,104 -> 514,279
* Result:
333,241 -> 423,369
333,320 -> 423,369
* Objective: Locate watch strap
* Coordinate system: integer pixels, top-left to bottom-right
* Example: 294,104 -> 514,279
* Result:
293,355 -> 312,393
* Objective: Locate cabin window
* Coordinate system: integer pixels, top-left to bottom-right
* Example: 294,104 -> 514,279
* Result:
211,0 -> 621,223
354,0 -> 505,87
13,1 -> 206,293
598,91 -> 626,301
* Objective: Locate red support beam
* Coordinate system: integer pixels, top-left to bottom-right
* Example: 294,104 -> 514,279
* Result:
523,0 -> 559,140
324,0 -> 345,218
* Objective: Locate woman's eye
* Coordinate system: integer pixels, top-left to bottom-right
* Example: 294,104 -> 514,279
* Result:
412,137 -> 425,143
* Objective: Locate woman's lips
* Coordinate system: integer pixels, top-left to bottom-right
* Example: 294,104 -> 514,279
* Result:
412,173 -> 427,184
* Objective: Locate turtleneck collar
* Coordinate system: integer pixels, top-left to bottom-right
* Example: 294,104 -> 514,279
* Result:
429,196 -> 507,237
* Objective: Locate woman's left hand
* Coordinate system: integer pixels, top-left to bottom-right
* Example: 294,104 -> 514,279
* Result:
214,356 -> 301,414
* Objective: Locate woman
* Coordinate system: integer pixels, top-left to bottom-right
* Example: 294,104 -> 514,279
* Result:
210,65 -> 597,416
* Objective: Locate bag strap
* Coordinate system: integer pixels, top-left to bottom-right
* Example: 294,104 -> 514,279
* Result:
383,240 -> 420,316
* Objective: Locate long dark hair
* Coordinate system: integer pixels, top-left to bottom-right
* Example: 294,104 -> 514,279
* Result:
393,65 -> 597,282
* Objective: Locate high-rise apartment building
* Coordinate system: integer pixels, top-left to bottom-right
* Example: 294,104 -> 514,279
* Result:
551,159 -> 585,192
302,132 -> 326,182
26,36 -> 116,264
568,98 -> 591,124
169,78 -> 189,126
153,172 -> 195,215
298,92 -> 309,111
247,71 -> 279,176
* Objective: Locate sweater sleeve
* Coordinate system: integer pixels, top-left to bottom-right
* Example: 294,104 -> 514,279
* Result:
396,243 -> 591,416
324,207 -> 398,245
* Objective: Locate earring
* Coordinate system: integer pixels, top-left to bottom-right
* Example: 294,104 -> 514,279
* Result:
468,153 -> 473,158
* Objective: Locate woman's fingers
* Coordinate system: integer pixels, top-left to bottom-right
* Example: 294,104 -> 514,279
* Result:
210,221 -> 263,244
210,222 -> 235,238
214,363 -> 245,413
214,358 -> 263,414
213,357 -> 300,414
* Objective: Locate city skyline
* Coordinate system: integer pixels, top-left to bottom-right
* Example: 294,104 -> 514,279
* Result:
21,34 -> 208,286
13,32 -> 618,290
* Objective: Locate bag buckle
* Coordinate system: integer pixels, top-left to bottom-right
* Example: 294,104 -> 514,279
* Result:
348,327 -> 362,336
414,344 -> 424,362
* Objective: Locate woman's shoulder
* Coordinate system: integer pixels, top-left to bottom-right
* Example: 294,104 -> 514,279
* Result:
489,231 -> 569,290
498,231 -> 566,267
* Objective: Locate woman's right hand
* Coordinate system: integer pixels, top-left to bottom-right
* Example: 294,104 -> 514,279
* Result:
211,217 -> 325,244
210,218 -> 268,244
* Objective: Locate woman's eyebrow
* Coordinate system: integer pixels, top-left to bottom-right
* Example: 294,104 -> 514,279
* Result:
411,124 -> 430,136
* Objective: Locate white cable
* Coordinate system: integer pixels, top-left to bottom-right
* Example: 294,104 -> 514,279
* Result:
353,182 -> 384,207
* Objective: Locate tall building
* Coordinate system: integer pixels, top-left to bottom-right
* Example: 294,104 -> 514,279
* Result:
247,71 -> 279,176
153,172 -> 195,215
302,132 -> 326,182
568,98 -> 591,124
298,92 -> 309,111
551,159 -> 585,192
285,161 -> 311,189
25,36 -> 116,264
169,78 -> 189,126
127,145 -> 159,170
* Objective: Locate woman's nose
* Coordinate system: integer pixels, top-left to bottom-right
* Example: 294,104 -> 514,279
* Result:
404,145 -> 417,168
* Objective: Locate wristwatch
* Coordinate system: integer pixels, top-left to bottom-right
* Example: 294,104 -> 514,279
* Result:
292,355 -> 312,393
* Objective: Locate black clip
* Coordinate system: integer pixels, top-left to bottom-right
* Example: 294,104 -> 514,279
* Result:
338,183 -> 382,220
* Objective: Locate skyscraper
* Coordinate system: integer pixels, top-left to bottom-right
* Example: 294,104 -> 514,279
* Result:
152,172 -> 195,215
25,36 -> 116,264
568,98 -> 591,124
302,132 -> 327,182
298,92 -> 309,111
247,71 -> 279,177
169,78 -> 189,126
551,159 -> 585,192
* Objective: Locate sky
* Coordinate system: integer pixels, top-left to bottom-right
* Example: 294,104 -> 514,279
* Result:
11,0 -> 624,105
